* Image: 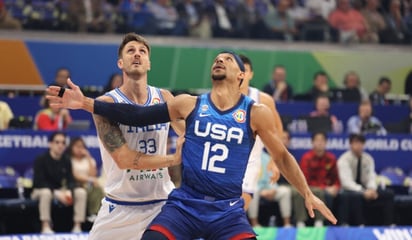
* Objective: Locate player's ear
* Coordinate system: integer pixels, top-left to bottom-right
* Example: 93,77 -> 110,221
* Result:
148,60 -> 151,71
239,71 -> 245,80
117,58 -> 123,69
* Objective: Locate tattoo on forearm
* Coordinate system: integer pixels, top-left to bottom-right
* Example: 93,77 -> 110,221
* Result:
94,115 -> 126,152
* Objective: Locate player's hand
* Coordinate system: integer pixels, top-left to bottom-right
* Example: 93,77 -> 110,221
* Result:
46,78 -> 85,110
266,159 -> 280,184
305,193 -> 337,225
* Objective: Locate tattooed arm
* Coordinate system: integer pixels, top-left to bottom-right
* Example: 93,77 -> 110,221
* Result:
93,95 -> 183,170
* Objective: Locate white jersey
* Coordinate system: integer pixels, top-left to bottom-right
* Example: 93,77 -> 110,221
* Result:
242,87 -> 265,194
100,86 -> 174,202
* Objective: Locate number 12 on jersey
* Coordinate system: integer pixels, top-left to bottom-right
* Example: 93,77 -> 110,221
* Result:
201,142 -> 228,174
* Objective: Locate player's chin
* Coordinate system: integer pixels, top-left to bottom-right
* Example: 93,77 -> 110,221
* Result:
211,73 -> 226,81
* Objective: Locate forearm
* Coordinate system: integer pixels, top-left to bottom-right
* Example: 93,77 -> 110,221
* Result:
112,146 -> 179,170
278,152 -> 312,198
91,99 -> 171,127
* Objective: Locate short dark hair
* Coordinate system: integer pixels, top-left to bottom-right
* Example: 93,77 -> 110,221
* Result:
239,54 -> 253,71
55,67 -> 70,78
48,131 -> 66,143
118,33 -> 150,58
273,65 -> 285,71
311,131 -> 327,141
313,71 -> 327,80
349,133 -> 366,143
67,137 -> 86,155
379,77 -> 391,85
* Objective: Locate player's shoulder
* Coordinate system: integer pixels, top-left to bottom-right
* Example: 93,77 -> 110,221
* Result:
250,102 -> 272,119
173,93 -> 197,103
96,94 -> 115,103
258,91 -> 276,106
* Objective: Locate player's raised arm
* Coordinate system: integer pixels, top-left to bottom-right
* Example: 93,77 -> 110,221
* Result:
251,103 -> 337,225
46,78 -> 187,127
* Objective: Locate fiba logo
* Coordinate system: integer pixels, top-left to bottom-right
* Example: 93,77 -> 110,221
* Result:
201,104 -> 209,112
152,97 -> 161,104
232,110 -> 246,123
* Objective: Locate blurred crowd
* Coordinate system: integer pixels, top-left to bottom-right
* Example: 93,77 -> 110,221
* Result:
2,66 -> 412,135
1,0 -> 411,44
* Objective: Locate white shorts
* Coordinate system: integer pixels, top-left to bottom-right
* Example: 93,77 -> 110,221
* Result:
88,198 -> 165,240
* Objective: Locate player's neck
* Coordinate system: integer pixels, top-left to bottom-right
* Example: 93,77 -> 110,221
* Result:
119,78 -> 149,105
211,84 -> 242,110
240,84 -> 249,95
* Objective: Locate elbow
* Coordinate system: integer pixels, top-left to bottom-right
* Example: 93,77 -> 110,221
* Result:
111,152 -> 129,170
113,157 -> 127,169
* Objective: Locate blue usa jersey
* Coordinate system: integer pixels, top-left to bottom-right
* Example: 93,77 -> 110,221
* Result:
182,93 -> 255,199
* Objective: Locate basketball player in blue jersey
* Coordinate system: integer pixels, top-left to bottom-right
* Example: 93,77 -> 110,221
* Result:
47,51 -> 337,240
69,33 -> 184,240
239,54 -> 284,211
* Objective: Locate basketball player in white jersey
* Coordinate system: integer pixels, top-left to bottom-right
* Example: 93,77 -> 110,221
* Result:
239,55 -> 292,226
87,33 -> 184,240
239,54 -> 283,210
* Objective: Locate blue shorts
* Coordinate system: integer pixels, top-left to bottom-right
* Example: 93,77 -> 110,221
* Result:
147,187 -> 256,240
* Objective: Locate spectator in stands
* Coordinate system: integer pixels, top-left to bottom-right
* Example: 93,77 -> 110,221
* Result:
33,98 -> 72,131
306,71 -> 331,101
286,0 -> 310,31
405,70 -> 412,95
263,0 -> 298,41
337,133 -> 395,226
248,150 -> 292,227
347,100 -> 387,135
381,0 -> 411,44
67,0 -> 114,33
328,0 -> 375,43
147,0 -> 186,36
0,100 -> 14,130
309,94 -> 343,133
405,1 -> 412,36
293,132 -> 340,227
103,73 -> 123,93
361,0 -> 386,43
0,0 -> 22,30
176,0 -> 211,38
391,97 -> 412,133
305,0 -> 337,21
235,0 -> 267,38
207,0 -> 237,38
342,71 -> 368,101
31,132 -> 87,233
50,68 -> 71,88
262,65 -> 293,102
68,137 -> 105,223
369,77 -> 392,105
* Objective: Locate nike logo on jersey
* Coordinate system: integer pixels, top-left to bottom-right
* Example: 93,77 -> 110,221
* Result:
229,200 -> 240,207
199,113 -> 211,117
109,204 -> 116,213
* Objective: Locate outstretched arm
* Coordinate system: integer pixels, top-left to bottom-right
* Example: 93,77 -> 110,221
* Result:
251,104 -> 337,225
47,78 -> 171,127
